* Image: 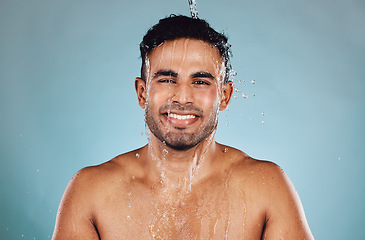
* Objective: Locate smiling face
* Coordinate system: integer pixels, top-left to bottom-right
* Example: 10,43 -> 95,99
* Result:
136,38 -> 233,151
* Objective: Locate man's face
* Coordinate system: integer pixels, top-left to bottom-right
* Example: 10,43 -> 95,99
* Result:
139,38 -> 231,150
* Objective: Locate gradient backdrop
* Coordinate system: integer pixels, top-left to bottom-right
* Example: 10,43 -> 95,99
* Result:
1,0 -> 364,239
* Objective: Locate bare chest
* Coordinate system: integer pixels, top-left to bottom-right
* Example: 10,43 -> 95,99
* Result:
93,178 -> 264,240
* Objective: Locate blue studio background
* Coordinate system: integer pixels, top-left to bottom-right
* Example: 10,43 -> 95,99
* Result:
1,0 -> 364,239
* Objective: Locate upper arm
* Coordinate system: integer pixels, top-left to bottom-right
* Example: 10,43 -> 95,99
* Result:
52,168 -> 100,240
261,163 -> 314,240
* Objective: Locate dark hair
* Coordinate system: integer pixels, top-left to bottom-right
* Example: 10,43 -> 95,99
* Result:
140,14 -> 232,83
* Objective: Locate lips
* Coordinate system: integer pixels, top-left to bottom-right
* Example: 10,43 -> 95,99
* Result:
159,103 -> 203,128
164,112 -> 199,128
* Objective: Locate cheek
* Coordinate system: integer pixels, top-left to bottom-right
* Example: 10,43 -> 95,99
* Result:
147,86 -> 171,106
197,87 -> 220,108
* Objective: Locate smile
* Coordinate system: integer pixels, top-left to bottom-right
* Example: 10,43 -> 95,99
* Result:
168,113 -> 196,120
163,112 -> 199,128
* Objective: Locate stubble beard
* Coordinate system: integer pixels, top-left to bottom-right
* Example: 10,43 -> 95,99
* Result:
145,103 -> 219,151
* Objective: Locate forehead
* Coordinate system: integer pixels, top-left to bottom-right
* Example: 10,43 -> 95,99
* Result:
147,38 -> 222,73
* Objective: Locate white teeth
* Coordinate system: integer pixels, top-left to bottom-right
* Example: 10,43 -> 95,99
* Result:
169,113 -> 196,120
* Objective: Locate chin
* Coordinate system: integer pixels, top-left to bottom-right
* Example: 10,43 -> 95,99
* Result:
164,140 -> 198,151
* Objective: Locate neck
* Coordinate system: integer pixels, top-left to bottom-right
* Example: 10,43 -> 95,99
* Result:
146,132 -> 217,192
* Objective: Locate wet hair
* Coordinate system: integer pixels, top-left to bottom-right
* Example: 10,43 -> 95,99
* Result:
140,14 -> 232,83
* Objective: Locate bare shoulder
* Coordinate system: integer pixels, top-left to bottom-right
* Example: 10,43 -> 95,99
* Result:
221,144 -> 292,189
223,144 -> 302,209
57,147 -> 144,211
69,146 -> 146,193
220,144 -> 314,239
52,147 -> 146,239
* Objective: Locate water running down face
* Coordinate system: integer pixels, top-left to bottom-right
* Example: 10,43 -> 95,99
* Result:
138,38 -> 232,151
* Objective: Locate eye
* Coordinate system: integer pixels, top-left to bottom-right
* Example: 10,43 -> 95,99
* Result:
193,80 -> 210,85
158,79 -> 176,84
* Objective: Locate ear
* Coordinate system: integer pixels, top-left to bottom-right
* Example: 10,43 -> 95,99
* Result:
135,77 -> 147,109
219,81 -> 233,111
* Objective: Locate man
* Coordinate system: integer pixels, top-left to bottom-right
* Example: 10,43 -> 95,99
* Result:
52,15 -> 313,239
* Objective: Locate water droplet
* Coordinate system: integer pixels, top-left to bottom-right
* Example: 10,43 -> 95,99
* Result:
224,148 -> 228,153
230,70 -> 237,75
251,80 -> 256,84
36,169 -> 39,172
234,96 -> 237,99
127,215 -> 131,220
128,193 -> 132,197
238,80 -> 242,84
132,176 -> 135,180
261,112 -> 265,116
128,204 -> 132,208
136,153 -> 140,158
188,0 -> 199,19
242,93 -> 248,99
338,157 -> 341,160
141,131 -> 144,135
163,149 -> 168,154
21,234 -> 24,238
261,121 -> 265,124
226,123 -> 229,126
234,88 -> 240,92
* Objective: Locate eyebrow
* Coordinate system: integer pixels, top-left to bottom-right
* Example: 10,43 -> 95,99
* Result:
152,70 -> 178,80
191,71 -> 215,81
152,70 -> 215,81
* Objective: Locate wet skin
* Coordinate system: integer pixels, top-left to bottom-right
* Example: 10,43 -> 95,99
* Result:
141,39 -> 227,151
52,39 -> 313,240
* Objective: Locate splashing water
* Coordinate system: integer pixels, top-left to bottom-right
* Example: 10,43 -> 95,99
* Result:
137,36 -> 254,239
188,0 -> 198,19
142,38 -> 238,239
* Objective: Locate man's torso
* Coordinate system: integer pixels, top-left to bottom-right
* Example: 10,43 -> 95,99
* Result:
87,145 -> 269,239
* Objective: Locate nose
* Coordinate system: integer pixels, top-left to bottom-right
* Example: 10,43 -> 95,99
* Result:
171,83 -> 194,105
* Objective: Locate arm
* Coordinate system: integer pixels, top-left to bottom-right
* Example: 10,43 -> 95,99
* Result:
261,163 -> 314,239
52,168 -> 100,240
